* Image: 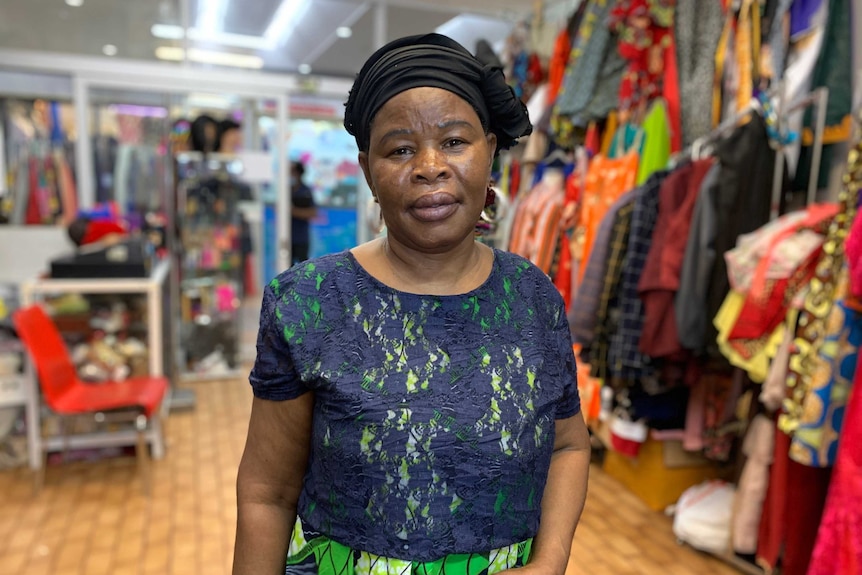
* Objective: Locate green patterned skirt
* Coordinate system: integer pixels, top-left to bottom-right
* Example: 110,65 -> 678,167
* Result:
285,516 -> 533,575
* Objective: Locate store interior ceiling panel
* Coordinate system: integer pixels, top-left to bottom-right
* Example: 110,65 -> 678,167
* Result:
0,0 -> 533,78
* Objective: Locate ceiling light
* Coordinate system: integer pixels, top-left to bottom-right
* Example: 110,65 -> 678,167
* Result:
197,0 -> 228,36
264,0 -> 309,46
102,44 -> 118,56
65,0 -> 84,6
335,26 -> 352,39
297,64 -> 311,74
151,24 -> 185,40
151,24 -> 275,51
154,46 -> 264,69
155,46 -> 185,61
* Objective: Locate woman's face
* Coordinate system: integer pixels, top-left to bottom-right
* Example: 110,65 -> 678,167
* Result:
359,87 -> 496,254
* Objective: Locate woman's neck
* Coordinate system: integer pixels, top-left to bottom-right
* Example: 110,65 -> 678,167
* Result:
353,236 -> 493,296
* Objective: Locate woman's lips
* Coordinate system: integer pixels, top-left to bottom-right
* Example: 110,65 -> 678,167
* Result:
411,193 -> 459,222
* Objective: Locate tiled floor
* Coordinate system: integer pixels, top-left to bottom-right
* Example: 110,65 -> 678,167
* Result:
0,373 -> 744,575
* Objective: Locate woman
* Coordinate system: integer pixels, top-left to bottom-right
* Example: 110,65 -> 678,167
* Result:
234,33 -> 591,575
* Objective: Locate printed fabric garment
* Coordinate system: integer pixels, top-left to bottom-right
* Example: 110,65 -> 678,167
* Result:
284,515 -> 532,575
608,0 -> 675,115
675,0 -> 724,147
250,250 -> 580,562
789,279 -> 862,468
575,152 -> 640,281
715,207 -> 835,382
587,202 -> 635,381
807,361 -> 862,575
782,131 -> 861,449
570,189 -> 639,347
725,204 -> 837,343
607,170 -> 669,384
508,173 -> 566,275
576,36 -> 628,124
556,0 -> 615,116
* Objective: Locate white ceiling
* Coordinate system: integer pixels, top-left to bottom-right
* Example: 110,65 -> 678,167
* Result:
0,0 -> 533,78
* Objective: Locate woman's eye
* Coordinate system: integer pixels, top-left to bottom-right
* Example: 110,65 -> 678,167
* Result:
445,139 -> 465,148
391,147 -> 411,156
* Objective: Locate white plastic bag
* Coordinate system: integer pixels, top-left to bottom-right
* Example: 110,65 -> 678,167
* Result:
672,480 -> 736,554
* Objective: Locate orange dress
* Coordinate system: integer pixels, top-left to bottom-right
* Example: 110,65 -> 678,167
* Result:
575,151 -> 640,281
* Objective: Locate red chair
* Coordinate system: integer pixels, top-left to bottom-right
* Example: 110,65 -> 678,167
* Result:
13,304 -> 168,494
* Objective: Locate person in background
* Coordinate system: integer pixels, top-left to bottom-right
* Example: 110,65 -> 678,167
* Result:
234,32 -> 590,575
217,119 -> 243,154
190,114 -> 219,153
290,160 -> 317,264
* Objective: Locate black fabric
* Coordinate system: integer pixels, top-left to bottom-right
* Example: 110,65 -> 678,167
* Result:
344,33 -> 531,154
705,114 -> 776,358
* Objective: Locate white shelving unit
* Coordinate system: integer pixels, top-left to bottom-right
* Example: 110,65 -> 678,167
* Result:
18,258 -> 171,470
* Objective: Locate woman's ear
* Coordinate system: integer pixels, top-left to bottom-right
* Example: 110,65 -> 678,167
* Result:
486,133 -> 497,167
358,151 -> 374,193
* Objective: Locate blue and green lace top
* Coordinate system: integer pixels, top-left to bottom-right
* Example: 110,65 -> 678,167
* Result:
250,248 -> 580,562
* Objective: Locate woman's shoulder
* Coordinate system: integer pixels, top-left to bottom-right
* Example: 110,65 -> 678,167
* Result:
494,249 -> 553,285
493,249 -> 564,307
267,251 -> 355,296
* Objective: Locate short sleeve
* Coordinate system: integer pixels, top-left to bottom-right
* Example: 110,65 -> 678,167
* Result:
292,184 -> 315,209
549,290 -> 581,419
248,283 -> 309,400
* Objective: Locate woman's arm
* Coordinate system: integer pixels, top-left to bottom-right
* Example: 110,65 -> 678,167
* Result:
233,392 -> 315,575
292,206 -> 318,220
523,413 -> 591,575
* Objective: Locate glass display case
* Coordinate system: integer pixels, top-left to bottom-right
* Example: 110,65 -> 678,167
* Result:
174,152 -> 245,378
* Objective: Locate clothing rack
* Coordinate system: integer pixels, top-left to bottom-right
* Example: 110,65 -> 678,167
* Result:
769,87 -> 829,219
684,87 -> 829,221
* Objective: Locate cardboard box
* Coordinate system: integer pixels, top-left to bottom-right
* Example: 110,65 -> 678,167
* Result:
602,436 -> 723,512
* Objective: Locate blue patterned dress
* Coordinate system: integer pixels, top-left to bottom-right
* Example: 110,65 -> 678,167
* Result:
249,248 -> 580,574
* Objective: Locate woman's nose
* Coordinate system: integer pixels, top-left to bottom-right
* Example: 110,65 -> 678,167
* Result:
412,146 -> 448,182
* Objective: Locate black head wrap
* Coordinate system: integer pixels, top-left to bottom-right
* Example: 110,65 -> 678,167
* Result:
344,33 -> 532,154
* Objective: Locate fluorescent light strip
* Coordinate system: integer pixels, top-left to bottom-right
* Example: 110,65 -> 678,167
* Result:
151,24 -> 275,51
151,0 -> 310,54
197,0 -> 228,36
154,46 -> 264,69
264,0 -> 309,46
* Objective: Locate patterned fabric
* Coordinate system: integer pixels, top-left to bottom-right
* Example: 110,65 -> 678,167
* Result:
587,202 -> 635,381
789,289 -> 862,467
575,152 -> 640,280
285,516 -> 532,575
675,0 -> 724,147
609,0 -> 675,115
782,128 -> 861,452
250,249 -> 580,561
553,0 -> 616,144
608,171 -> 668,383
570,189 -> 638,346
508,175 -> 566,274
